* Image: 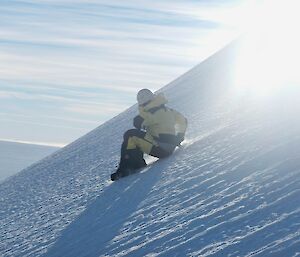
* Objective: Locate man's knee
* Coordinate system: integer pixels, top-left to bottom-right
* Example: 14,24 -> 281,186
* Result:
123,129 -> 145,141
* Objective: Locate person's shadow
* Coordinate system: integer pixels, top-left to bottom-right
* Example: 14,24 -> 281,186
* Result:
44,159 -> 168,257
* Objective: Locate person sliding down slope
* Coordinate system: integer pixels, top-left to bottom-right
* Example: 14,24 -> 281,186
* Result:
111,89 -> 188,181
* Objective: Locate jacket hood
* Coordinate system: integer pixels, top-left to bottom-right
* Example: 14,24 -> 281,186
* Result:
143,93 -> 168,111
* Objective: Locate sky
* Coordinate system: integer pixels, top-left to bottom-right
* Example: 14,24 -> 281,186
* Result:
0,0 -> 252,147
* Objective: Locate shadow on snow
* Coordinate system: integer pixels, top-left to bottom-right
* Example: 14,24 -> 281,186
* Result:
44,158 -> 171,257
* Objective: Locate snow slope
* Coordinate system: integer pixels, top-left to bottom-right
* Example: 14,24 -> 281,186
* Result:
1,40 -> 300,257
0,141 -> 59,182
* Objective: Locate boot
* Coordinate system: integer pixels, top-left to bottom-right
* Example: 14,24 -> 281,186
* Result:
111,150 -> 146,181
110,162 -> 129,181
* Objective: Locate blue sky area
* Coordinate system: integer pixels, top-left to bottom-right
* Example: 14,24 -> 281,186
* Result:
0,0 -> 252,146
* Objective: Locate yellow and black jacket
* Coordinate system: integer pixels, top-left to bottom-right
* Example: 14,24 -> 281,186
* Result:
134,93 -> 187,147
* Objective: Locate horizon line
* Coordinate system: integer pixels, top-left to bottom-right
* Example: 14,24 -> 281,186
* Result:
0,138 -> 65,148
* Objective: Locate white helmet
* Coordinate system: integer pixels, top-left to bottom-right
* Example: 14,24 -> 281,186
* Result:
137,89 -> 154,105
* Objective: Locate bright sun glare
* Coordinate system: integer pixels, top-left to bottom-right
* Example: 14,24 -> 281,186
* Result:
233,0 -> 300,97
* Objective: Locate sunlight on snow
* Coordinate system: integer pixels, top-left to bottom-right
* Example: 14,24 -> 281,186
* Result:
232,0 -> 300,98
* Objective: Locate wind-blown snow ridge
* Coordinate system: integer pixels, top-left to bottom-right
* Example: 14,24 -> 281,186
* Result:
1,41 -> 300,257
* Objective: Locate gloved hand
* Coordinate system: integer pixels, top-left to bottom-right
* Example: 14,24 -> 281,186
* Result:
176,133 -> 185,146
133,115 -> 144,130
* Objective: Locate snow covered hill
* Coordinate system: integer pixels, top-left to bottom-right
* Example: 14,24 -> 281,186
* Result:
0,141 -> 59,183
1,40 -> 300,257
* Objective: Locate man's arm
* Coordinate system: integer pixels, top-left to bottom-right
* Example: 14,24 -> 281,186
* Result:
173,109 -> 188,145
174,110 -> 188,134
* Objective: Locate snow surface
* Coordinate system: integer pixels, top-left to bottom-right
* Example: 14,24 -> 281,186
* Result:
1,40 -> 300,257
0,141 -> 59,183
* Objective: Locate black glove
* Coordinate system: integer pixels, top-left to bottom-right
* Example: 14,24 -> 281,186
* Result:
133,115 -> 144,130
176,133 -> 185,146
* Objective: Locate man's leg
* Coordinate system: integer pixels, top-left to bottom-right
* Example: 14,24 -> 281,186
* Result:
117,129 -> 152,174
121,130 -> 176,162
